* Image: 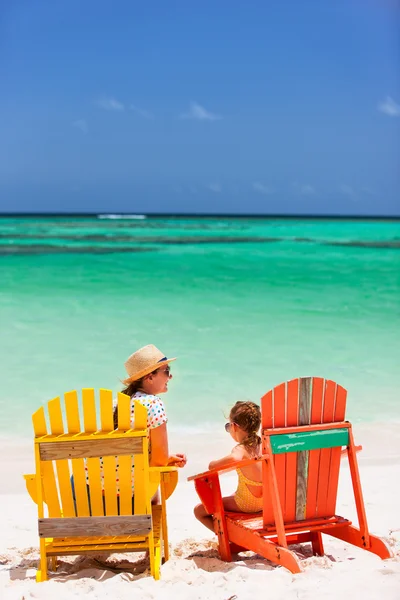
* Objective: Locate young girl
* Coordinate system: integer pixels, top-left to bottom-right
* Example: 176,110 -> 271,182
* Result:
194,401 -> 262,531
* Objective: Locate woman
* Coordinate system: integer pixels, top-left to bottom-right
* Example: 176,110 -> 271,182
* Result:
117,343 -> 187,469
80,344 -> 186,511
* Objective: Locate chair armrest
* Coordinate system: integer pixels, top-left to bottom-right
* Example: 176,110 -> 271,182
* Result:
187,454 -> 270,482
188,455 -> 268,517
341,444 -> 362,456
149,466 -> 178,474
24,474 -> 38,504
149,466 -> 178,500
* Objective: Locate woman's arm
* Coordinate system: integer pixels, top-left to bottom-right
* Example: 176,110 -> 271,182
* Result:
149,422 -> 169,467
149,423 -> 187,468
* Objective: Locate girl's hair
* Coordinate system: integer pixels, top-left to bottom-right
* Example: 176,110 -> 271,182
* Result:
230,401 -> 261,454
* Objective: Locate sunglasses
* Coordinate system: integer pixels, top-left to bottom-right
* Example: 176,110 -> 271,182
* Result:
225,422 -> 236,432
159,366 -> 171,376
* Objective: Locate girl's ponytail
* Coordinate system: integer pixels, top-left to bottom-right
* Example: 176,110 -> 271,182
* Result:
229,401 -> 261,456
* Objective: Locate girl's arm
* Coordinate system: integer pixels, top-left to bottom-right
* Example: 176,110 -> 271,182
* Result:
209,445 -> 244,470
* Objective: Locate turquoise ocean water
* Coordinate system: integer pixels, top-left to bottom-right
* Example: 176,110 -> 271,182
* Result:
0,215 -> 399,438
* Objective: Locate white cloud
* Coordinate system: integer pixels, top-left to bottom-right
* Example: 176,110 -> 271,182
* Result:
292,182 -> 316,196
97,97 -> 124,111
300,184 -> 315,195
252,182 -> 274,195
130,104 -> 154,119
378,96 -> 400,117
72,119 -> 88,134
362,186 -> 376,196
207,182 -> 222,193
181,102 -> 221,121
339,184 -> 356,197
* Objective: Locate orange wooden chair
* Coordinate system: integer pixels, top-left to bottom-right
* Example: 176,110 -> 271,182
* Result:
189,377 -> 392,572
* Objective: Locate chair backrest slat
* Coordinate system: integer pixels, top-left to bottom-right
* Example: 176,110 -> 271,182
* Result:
261,390 -> 273,429
32,407 -> 48,437
262,377 -> 348,526
47,397 -> 75,517
82,388 -> 97,433
298,378 -> 312,425
132,402 -> 150,514
102,455 -> 119,516
48,398 -> 64,435
272,382 -> 287,522
315,380 -> 337,517
65,391 -> 81,434
64,389 -> 90,516
98,388 -> 119,515
100,388 -> 114,432
32,404 -> 61,518
86,457 -> 104,516
310,377 -> 324,423
305,377 -> 325,519
295,377 -> 312,521
118,454 -> 134,515
133,398 -> 147,431
273,382 -> 286,427
335,385 -> 347,421
286,379 -> 299,425
71,461 -> 90,517
117,392 -> 131,430
115,392 -> 135,515
284,378 -> 299,522
41,463 -> 62,517
325,384 -> 347,516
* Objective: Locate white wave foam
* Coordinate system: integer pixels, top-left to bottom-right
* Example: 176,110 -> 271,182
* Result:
97,214 -> 147,220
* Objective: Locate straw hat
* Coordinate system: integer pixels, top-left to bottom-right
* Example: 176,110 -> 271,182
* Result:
122,344 -> 176,384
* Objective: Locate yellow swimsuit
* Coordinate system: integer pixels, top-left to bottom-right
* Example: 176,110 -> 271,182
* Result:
234,468 -> 263,513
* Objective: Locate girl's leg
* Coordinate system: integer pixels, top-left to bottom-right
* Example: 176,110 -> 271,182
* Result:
222,496 -> 241,512
194,503 -> 214,532
194,496 -> 241,533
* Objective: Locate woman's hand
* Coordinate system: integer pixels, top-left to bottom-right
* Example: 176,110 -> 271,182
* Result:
168,453 -> 187,468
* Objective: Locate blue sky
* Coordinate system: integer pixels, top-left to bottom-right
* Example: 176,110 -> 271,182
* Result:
0,0 -> 399,214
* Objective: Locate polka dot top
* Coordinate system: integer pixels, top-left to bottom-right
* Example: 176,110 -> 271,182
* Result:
84,391 -> 168,494
133,391 -> 168,434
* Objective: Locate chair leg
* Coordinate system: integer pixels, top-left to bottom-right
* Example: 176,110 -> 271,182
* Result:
153,545 -> 161,580
311,531 -> 324,556
36,540 -> 48,582
160,483 -> 169,562
50,556 -> 57,571
148,533 -> 156,579
213,515 -> 232,562
326,525 -> 393,559
162,522 -> 170,563
227,521 -> 302,573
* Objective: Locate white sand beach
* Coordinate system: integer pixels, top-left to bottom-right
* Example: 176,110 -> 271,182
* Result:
1,423 -> 400,600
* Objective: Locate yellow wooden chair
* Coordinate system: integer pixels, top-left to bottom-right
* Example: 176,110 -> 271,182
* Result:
24,388 -> 178,581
